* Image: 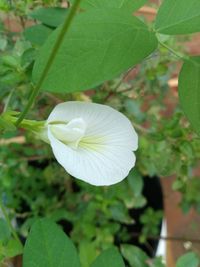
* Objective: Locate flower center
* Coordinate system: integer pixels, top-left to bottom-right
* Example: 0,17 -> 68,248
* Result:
49,118 -> 86,149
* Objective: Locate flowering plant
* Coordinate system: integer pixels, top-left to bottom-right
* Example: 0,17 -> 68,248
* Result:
44,101 -> 138,186
1,0 -> 200,267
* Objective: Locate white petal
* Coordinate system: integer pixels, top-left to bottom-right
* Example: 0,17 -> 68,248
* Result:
47,101 -> 138,151
49,118 -> 86,148
47,101 -> 138,186
48,127 -> 136,186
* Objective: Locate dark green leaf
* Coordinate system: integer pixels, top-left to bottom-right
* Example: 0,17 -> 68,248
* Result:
33,9 -> 157,93
24,24 -> 52,46
155,0 -> 200,35
120,244 -> 149,267
91,248 -> 125,267
178,57 -> 200,135
23,218 -> 81,267
29,7 -> 68,28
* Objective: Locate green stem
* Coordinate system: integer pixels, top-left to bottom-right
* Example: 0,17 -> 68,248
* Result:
132,121 -> 150,134
158,40 -> 189,61
15,0 -> 82,127
0,203 -> 22,246
3,88 -> 15,113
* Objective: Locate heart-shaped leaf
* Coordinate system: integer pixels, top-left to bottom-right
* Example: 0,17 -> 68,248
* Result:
23,218 -> 81,267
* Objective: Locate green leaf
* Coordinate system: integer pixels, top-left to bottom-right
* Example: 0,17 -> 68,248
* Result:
91,248 -> 125,267
21,48 -> 36,68
48,209 -> 72,222
23,218 -> 81,267
151,257 -> 166,267
155,0 -> 200,35
0,36 -> 7,51
110,203 -> 134,224
0,115 -> 16,131
120,244 -> 149,267
127,169 -> 144,197
79,241 -> 97,267
125,0 -> 147,11
133,196 -> 147,208
176,252 -> 199,267
75,0 -> 147,11
0,219 -> 11,243
178,57 -> 200,135
5,239 -> 23,258
0,72 -> 22,86
172,179 -> 184,191
33,9 -> 157,93
24,24 -> 52,46
2,55 -> 19,68
29,7 -> 68,28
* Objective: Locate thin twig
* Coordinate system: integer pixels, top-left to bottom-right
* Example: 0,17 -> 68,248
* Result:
131,232 -> 200,244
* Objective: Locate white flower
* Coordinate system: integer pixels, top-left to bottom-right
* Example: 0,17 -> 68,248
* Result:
46,101 -> 138,186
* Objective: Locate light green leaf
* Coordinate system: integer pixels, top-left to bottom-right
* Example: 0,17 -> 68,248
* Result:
79,241 -> 97,267
110,203 -> 134,224
2,55 -> 19,68
33,9 -> 157,93
133,196 -> 147,208
23,218 -> 81,267
178,57 -> 200,135
155,0 -> 200,35
75,0 -> 147,11
29,7 -> 68,28
91,248 -> 125,267
120,244 -> 149,267
24,24 -> 52,46
176,252 -> 199,267
5,239 -> 23,258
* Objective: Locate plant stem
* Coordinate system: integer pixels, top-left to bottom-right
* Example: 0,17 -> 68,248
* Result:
131,232 -> 200,244
15,0 -> 82,127
132,122 -> 150,134
0,203 -> 22,246
158,40 -> 188,61
3,88 -> 15,113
